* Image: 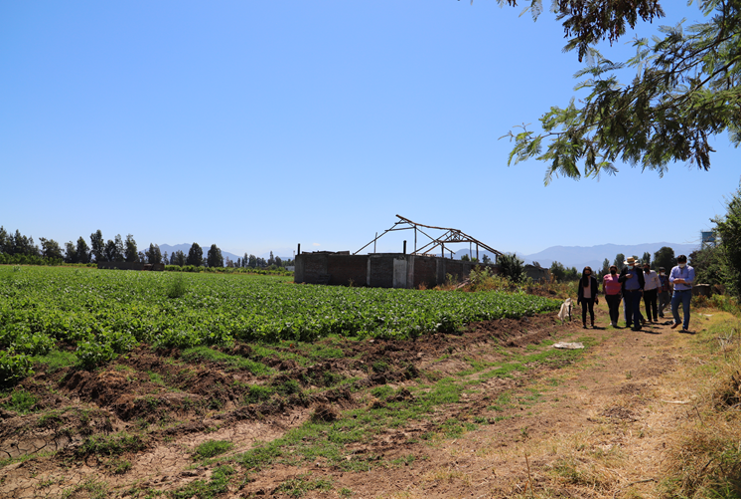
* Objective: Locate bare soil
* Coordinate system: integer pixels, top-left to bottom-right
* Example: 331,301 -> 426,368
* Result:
0,302 -> 710,499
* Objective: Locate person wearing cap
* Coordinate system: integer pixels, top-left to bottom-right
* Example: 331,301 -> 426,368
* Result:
619,256 -> 645,331
670,255 -> 695,332
642,263 -> 661,322
657,266 -> 671,318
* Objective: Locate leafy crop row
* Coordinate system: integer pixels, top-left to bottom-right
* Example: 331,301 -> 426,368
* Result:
0,267 -> 560,384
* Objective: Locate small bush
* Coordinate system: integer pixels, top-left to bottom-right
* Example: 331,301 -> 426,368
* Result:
76,340 -> 117,370
0,351 -> 34,387
167,276 -> 188,298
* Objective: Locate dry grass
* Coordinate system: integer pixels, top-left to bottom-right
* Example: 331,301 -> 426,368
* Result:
661,313 -> 741,499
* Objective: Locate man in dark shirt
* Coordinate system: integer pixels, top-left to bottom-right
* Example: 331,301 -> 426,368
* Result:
619,256 -> 645,331
658,267 -> 671,318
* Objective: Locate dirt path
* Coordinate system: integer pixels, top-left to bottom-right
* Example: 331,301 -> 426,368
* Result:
241,305 -> 708,499
0,302 -> 714,499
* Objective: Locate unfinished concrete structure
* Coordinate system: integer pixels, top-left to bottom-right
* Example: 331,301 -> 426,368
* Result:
294,215 -> 502,289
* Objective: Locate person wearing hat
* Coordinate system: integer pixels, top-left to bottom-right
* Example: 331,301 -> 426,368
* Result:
657,266 -> 671,318
670,254 -> 695,332
619,256 -> 645,331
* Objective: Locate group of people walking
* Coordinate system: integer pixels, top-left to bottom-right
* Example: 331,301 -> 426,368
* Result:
576,255 -> 695,332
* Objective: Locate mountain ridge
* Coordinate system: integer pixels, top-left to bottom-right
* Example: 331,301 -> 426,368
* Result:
453,241 -> 700,270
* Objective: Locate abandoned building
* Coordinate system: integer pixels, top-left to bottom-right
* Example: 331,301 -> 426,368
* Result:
294,215 -> 502,289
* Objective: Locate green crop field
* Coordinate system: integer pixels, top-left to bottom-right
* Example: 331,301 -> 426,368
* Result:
0,266 -> 560,384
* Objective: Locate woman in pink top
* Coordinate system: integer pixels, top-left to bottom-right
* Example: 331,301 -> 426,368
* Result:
602,265 -> 622,328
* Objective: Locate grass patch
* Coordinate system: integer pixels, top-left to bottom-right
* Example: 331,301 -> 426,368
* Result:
170,465 -> 234,499
166,276 -> 188,299
75,432 -> 148,457
244,384 -> 275,404
31,350 -> 77,372
663,311 -> 741,499
61,478 -> 109,499
181,346 -> 272,375
194,440 -> 234,460
1,389 -> 38,413
148,371 -> 165,385
277,473 -> 334,497
0,451 -> 53,470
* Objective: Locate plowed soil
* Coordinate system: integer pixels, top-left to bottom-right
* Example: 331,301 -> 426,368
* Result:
0,301 -> 711,499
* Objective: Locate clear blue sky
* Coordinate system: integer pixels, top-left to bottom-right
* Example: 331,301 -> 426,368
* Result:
2,1 -> 737,259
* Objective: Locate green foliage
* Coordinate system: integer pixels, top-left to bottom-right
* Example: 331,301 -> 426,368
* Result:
239,442 -> 282,470
170,465 -> 235,499
207,244 -> 224,268
549,261 -> 579,282
497,253 -> 526,283
245,385 -> 275,404
467,265 -> 510,291
194,440 -> 234,460
277,473 -> 333,497
1,389 -> 38,413
76,340 -> 118,370
180,347 -> 272,375
124,234 -> 138,263
653,246 -> 676,272
145,243 -> 162,265
0,268 -> 559,379
716,184 -> 741,300
75,432 -> 147,457
166,275 -> 187,299
0,351 -> 34,387
31,350 -> 77,372
503,1 -> 741,183
690,246 -> 723,287
187,242 -> 203,267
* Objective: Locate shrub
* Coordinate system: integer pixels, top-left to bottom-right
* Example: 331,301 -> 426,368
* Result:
76,340 -> 117,370
167,276 -> 187,298
0,351 -> 34,387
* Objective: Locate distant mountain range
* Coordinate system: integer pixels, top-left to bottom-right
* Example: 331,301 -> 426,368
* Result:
158,244 -> 292,264
453,242 -> 700,270
157,242 -> 699,270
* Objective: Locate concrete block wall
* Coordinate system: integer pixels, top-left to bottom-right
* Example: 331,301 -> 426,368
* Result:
368,254 -> 395,288
412,256 -> 437,288
327,254 -> 367,286
295,252 -> 499,288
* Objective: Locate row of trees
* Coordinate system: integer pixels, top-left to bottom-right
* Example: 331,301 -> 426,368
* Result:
0,227 -> 293,269
472,246 -> 684,284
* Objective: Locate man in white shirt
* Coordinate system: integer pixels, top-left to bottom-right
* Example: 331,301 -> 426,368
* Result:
670,255 -> 695,332
642,263 -> 661,322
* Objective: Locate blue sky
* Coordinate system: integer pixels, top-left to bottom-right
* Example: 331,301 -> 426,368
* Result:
2,1 -> 737,259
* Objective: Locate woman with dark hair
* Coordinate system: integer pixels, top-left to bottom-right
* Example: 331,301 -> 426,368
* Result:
602,265 -> 622,327
577,266 -> 599,328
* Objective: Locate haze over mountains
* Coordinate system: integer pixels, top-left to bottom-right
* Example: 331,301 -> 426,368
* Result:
454,242 -> 700,270
159,242 -> 700,270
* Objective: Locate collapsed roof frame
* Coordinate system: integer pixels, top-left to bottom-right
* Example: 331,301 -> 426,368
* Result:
354,215 -> 503,260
